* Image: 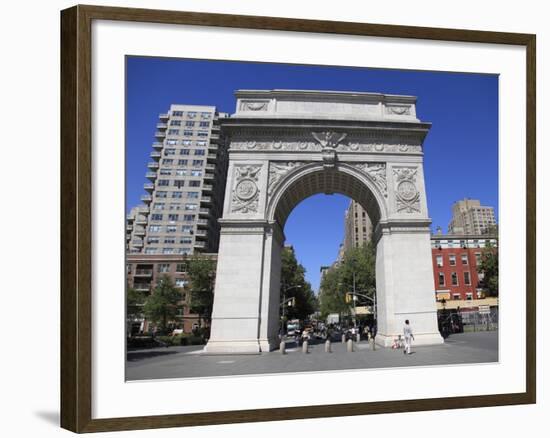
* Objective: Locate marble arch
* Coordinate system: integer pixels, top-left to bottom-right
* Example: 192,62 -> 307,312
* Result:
204,90 -> 443,354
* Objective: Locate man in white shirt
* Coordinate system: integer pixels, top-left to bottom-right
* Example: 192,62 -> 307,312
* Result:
403,319 -> 414,354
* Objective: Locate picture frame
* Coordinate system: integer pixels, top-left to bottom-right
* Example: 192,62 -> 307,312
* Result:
60,4 -> 536,433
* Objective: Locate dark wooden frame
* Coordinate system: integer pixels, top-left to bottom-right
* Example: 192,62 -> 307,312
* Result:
61,4 -> 536,433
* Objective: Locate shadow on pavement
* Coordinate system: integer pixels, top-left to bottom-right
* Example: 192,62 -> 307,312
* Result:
127,350 -> 179,362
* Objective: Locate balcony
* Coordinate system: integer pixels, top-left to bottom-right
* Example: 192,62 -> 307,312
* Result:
131,239 -> 144,247
147,162 -> 159,170
199,208 -> 211,216
152,142 -> 164,149
144,182 -> 154,191
126,224 -> 133,231
140,194 -> 152,203
205,164 -> 215,171
156,123 -> 168,129
136,216 -> 147,225
195,230 -> 207,238
155,131 -> 166,138
134,227 -> 146,236
126,214 -> 135,221
207,154 -> 217,160
208,143 -> 218,151
133,283 -> 150,292
137,206 -> 149,214
150,151 -> 161,159
146,172 -> 157,180
203,172 -> 214,180
202,185 -> 213,193
197,218 -> 208,226
200,196 -> 212,204
159,113 -> 169,120
134,269 -> 153,277
193,241 -> 206,249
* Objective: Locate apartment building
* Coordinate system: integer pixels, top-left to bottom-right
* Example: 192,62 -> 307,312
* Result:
447,198 -> 497,235
343,200 -> 373,252
126,104 -> 229,255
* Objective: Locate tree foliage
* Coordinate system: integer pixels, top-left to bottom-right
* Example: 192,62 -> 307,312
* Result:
143,275 -> 182,334
319,242 -> 376,318
126,285 -> 146,322
477,242 -> 498,297
185,256 -> 216,327
280,246 -> 317,321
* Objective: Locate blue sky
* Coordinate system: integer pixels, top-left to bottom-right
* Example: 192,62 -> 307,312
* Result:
126,57 -> 498,293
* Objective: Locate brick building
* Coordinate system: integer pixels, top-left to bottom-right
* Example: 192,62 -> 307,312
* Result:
431,234 -> 497,308
126,253 -> 217,334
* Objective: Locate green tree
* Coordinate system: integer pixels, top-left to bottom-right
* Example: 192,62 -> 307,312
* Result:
126,285 -> 146,335
143,275 -> 182,334
318,242 -> 376,319
185,256 -> 216,328
280,246 -> 317,321
478,242 -> 498,297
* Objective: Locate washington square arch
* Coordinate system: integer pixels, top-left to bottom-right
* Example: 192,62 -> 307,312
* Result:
204,89 -> 444,354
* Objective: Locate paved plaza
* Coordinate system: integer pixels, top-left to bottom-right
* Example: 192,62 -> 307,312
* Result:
126,331 -> 498,381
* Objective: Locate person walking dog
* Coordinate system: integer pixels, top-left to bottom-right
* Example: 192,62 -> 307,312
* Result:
403,320 -> 414,355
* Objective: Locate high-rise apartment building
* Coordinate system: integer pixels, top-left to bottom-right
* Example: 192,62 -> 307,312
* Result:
447,198 -> 496,235
343,200 -> 373,252
126,104 -> 229,255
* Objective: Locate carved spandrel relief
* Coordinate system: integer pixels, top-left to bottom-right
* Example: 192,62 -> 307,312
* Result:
231,165 -> 262,214
353,163 -> 388,198
268,162 -> 306,195
393,167 -> 421,213
385,105 -> 411,115
311,131 -> 347,169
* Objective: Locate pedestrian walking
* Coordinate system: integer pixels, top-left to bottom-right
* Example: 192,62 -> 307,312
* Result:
403,319 -> 414,354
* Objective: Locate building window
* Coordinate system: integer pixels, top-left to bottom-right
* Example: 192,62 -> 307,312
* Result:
436,255 -> 443,267
464,271 -> 471,285
199,121 -> 210,127
169,203 -> 181,211
449,254 -> 456,266
183,130 -> 194,136
475,253 -> 482,264
197,141 -> 207,147
183,214 -> 195,221
201,112 -> 211,119
438,272 -> 445,286
174,180 -> 185,188
190,170 -> 202,177
177,160 -> 188,167
147,237 -> 159,244
175,278 -> 187,288
149,225 -> 162,233
181,225 -> 194,234
187,112 -> 197,118
160,169 -> 171,175
152,203 -> 165,210
182,140 -> 192,146
180,149 -> 191,155
185,204 -> 198,211
197,131 -> 209,137
461,254 -> 468,265
150,214 -> 163,221
176,264 -> 186,273
167,129 -> 180,135
192,160 -> 203,167
162,159 -> 173,165
180,237 -> 193,244
144,248 -> 158,254
166,225 -> 177,233
157,263 -> 170,273
451,272 -> 458,286
170,120 -> 181,126
194,149 -> 205,156
156,191 -> 167,198
172,111 -> 183,116
452,293 -> 461,300
189,180 -> 201,187
465,292 -> 473,300
164,148 -> 176,156
476,289 -> 484,299
187,192 -> 199,199
158,179 -> 169,187
166,139 -> 178,145
162,248 -> 175,254
172,191 -> 183,198
168,214 -> 179,222
185,121 -> 195,127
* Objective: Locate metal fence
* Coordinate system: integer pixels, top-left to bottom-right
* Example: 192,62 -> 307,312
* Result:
460,307 -> 499,332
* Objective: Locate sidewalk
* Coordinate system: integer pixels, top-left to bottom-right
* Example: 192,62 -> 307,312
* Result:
126,331 -> 498,381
